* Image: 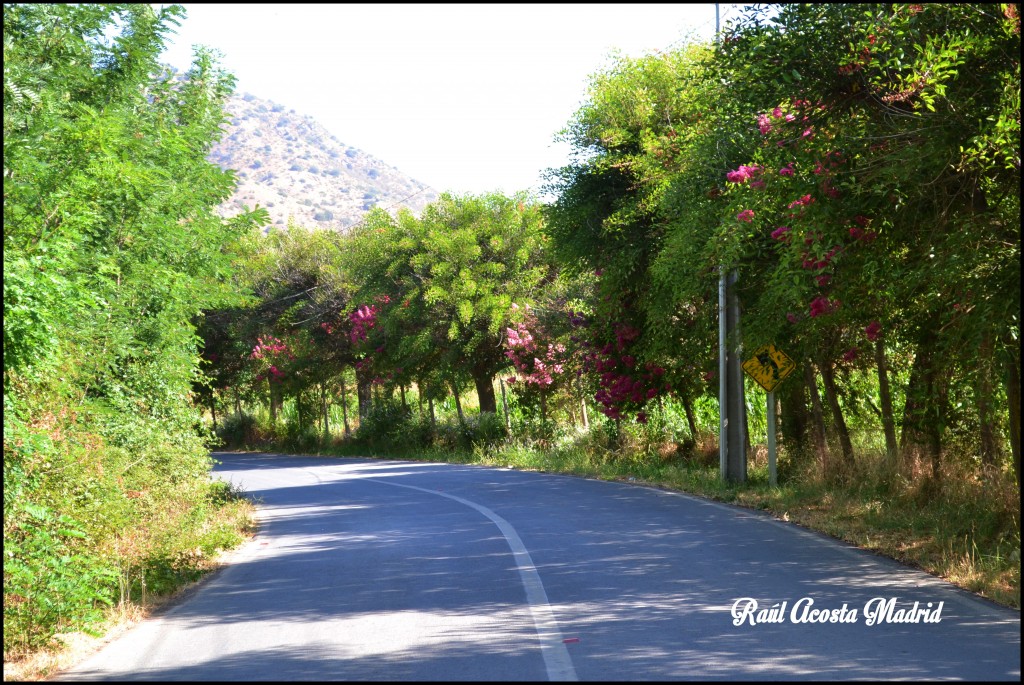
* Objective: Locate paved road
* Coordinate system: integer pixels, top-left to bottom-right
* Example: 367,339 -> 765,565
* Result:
59,452 -> 1020,681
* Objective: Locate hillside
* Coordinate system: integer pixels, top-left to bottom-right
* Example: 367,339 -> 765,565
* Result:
210,92 -> 438,231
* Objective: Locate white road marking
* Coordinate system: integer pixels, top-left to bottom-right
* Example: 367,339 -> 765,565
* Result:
366,478 -> 579,682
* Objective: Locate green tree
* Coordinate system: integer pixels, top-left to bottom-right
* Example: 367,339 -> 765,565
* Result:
716,3 -> 1020,483
347,193 -> 550,416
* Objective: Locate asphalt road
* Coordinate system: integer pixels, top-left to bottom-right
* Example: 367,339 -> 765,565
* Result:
58,452 -> 1020,681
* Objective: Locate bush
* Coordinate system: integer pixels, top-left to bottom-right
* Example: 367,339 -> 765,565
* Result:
353,400 -> 416,449
434,412 -> 508,452
216,412 -> 259,448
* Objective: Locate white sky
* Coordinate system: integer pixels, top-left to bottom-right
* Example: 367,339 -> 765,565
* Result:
158,4 -> 738,198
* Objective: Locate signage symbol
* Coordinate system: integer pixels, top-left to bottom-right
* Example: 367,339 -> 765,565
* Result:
742,344 -> 796,393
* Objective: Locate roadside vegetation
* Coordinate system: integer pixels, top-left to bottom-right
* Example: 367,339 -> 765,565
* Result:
4,4 -> 260,673
214,388 -> 1020,610
4,2 -> 1019,676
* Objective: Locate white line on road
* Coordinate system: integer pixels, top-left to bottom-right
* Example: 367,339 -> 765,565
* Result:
365,478 -> 579,682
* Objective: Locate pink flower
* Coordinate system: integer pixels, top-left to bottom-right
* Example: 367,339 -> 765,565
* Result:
842,348 -> 858,362
786,312 -> 800,324
758,113 -> 772,134
771,226 -> 790,241
809,296 -> 840,318
865,321 -> 882,341
779,163 -> 795,177
772,106 -> 784,119
789,194 -> 815,209
736,209 -> 755,223
726,165 -> 759,184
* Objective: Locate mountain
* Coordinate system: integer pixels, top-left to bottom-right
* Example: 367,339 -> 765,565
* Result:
210,92 -> 439,231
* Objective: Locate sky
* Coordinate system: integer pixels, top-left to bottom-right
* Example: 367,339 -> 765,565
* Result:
158,4 -> 740,198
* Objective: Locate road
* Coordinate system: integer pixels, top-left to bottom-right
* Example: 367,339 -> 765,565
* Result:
58,452 -> 1020,681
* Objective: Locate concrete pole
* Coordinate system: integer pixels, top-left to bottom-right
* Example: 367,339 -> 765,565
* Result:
715,3 -> 747,483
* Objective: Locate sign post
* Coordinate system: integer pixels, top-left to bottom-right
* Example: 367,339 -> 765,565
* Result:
742,344 -> 796,487
767,391 -> 777,487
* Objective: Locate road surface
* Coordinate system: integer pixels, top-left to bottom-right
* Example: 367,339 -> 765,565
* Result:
58,452 -> 1021,681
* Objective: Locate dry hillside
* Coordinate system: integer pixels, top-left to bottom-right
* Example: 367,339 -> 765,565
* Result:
210,92 -> 438,231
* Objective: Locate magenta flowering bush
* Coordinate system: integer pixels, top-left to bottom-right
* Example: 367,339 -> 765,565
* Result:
809,296 -> 841,318
504,311 -> 567,388
348,304 -> 378,344
578,320 -> 671,423
250,335 -> 295,384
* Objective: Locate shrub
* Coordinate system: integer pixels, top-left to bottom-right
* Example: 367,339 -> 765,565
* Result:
353,400 -> 414,448
216,412 -> 259,448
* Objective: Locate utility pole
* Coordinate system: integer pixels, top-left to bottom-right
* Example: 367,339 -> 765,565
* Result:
716,3 -> 748,483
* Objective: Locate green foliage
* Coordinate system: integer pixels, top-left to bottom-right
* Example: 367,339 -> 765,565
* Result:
3,4 -> 261,657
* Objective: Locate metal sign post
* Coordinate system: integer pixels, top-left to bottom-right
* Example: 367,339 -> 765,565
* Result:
743,344 -> 796,488
767,391 -> 777,487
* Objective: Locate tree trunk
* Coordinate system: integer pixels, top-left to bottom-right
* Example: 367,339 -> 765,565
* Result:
473,370 -> 497,415
1005,347 -> 1021,488
451,380 -> 465,423
682,392 -> 698,440
500,378 -> 511,429
928,361 -> 947,483
210,394 -> 217,433
819,357 -> 854,469
874,332 -> 899,466
804,362 -> 830,474
269,381 -> 281,426
355,363 -> 372,421
321,382 -> 329,438
400,384 -> 408,411
976,334 -> 997,469
779,367 -> 809,458
340,375 -> 351,436
900,333 -> 944,481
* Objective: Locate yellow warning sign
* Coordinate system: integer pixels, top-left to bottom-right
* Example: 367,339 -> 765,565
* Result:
742,344 -> 796,393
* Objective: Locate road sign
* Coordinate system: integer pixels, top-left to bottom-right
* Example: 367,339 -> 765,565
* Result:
742,344 -> 796,393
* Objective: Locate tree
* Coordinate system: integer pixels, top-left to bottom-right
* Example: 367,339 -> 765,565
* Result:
716,3 -> 1020,483
347,193 -> 550,416
545,45 -> 730,423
